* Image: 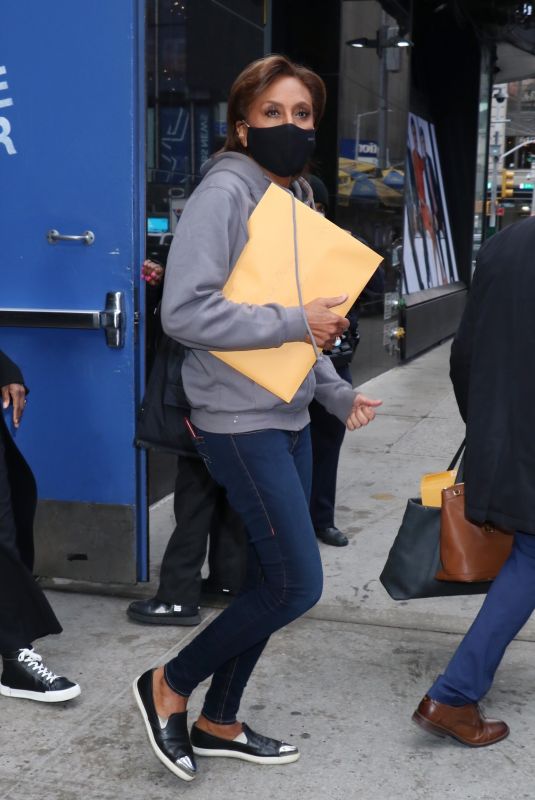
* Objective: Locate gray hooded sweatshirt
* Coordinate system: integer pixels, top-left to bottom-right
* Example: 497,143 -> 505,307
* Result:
161,151 -> 357,434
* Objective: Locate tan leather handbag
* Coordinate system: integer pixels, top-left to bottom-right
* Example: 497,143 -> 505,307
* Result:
436,483 -> 513,582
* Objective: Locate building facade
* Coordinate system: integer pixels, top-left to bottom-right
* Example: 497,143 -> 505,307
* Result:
1,0 -> 533,587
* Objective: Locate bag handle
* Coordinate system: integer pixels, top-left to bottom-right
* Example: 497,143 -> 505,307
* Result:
447,440 -> 465,472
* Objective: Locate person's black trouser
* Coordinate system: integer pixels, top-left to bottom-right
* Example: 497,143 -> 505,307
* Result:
0,432 -> 61,653
0,544 -> 62,653
0,433 -> 19,561
156,456 -> 247,606
309,363 -> 352,530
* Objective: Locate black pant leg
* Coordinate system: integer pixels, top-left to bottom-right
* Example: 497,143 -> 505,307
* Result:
0,431 -> 20,561
207,493 -> 247,594
156,456 -> 220,605
0,543 -> 62,653
309,364 -> 352,530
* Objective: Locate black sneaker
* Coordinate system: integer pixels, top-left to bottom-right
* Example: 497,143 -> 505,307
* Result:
133,669 -> 197,782
191,722 -> 300,765
0,648 -> 81,703
127,598 -> 200,626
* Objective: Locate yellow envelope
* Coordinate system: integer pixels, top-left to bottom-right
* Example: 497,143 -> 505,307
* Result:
211,182 -> 383,402
420,470 -> 458,507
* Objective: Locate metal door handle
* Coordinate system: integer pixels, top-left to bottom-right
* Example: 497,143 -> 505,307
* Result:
0,291 -> 125,349
47,229 -> 95,245
99,292 -> 124,348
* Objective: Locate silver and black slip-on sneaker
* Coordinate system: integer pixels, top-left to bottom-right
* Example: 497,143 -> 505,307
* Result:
133,669 -> 197,781
191,722 -> 300,765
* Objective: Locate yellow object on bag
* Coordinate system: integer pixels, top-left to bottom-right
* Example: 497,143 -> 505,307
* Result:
211,182 -> 383,402
420,470 -> 458,507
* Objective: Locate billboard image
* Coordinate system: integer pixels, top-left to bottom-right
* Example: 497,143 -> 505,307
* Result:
403,113 -> 458,293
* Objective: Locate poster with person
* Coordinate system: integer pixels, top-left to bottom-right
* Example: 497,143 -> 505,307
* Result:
403,112 -> 458,294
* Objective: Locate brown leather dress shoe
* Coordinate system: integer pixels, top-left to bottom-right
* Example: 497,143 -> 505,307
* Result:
412,695 -> 509,747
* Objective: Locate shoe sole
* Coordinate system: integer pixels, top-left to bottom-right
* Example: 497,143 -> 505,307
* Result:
412,711 -> 510,747
127,610 -> 200,626
132,677 -> 196,782
0,682 -> 81,703
318,540 -> 348,547
315,533 -> 348,547
192,745 -> 300,765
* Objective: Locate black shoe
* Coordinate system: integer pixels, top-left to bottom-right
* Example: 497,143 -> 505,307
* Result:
191,722 -> 300,765
0,647 -> 81,703
127,598 -> 200,626
201,579 -> 237,597
315,526 -> 349,547
133,670 -> 197,782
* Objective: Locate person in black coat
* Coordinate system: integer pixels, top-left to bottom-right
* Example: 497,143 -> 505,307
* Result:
0,350 -> 80,703
412,217 -> 535,747
308,176 -> 384,547
307,175 -> 358,547
127,261 -> 247,625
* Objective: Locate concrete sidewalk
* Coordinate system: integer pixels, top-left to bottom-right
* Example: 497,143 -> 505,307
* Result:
3,342 -> 535,800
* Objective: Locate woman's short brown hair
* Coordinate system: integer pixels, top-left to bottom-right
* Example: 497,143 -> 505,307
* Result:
223,54 -> 326,153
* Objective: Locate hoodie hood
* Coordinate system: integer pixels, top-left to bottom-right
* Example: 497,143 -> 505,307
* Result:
200,151 -> 270,205
200,151 -> 314,208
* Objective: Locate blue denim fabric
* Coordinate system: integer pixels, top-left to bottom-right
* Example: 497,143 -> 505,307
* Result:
164,425 -> 323,723
429,531 -> 535,705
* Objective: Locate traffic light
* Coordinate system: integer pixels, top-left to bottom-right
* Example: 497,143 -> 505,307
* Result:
500,169 -> 514,199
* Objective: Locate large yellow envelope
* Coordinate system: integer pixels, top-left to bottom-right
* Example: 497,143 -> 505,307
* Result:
420,470 -> 458,507
211,182 -> 383,402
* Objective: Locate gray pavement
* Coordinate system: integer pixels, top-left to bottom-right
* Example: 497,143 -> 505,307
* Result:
3,341 -> 535,799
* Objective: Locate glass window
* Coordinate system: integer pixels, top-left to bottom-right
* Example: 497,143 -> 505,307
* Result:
471,47 -> 491,265
337,0 -> 411,383
144,0 -> 267,498
146,0 -> 265,228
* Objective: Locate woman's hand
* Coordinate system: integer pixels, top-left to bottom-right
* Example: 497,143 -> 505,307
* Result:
304,295 -> 350,349
142,259 -> 165,287
346,393 -> 382,431
1,383 -> 26,428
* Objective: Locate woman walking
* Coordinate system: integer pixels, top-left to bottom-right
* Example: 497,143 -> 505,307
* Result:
133,55 -> 381,782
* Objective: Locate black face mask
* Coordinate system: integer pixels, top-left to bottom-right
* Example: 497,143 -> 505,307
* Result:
244,123 -> 316,177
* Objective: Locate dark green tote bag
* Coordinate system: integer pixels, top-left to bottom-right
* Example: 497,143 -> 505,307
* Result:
380,442 -> 491,600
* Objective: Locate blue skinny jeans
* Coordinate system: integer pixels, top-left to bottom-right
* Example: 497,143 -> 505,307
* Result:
164,425 -> 323,724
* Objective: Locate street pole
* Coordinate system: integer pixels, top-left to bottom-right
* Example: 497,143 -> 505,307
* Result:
489,131 -> 499,231
355,113 -> 361,162
354,109 -> 387,162
377,20 -> 389,172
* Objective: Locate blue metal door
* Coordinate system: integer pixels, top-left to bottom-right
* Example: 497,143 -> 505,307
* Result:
0,1 -> 147,583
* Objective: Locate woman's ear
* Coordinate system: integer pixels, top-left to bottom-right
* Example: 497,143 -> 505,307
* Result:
236,121 -> 248,149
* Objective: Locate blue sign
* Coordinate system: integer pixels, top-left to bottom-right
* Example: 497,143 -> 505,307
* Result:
158,106 -> 191,185
194,105 -> 213,172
